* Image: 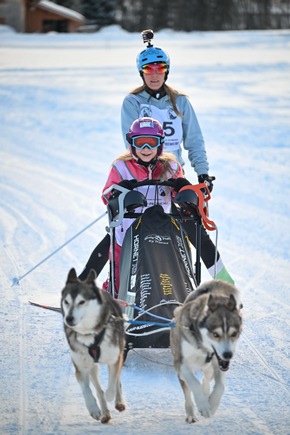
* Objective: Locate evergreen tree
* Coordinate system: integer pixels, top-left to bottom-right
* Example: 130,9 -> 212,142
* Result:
81,0 -> 121,25
50,0 -> 82,14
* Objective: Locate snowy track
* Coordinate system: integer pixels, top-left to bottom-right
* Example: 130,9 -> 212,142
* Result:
0,27 -> 290,434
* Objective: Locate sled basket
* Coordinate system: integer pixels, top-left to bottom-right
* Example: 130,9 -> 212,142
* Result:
118,204 -> 195,349
104,179 -> 215,352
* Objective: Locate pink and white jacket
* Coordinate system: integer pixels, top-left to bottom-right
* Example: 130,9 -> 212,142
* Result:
102,158 -> 183,247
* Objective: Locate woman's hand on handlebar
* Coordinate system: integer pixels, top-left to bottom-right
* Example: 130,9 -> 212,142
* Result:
168,177 -> 192,192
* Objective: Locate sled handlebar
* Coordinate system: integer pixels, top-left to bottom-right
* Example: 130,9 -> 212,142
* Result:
130,180 -> 216,231
126,179 -> 176,188
103,179 -> 175,198
104,179 -> 217,232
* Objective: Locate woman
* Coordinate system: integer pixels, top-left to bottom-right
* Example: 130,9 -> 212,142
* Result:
79,32 -> 233,285
101,117 -> 184,294
121,35 -> 208,173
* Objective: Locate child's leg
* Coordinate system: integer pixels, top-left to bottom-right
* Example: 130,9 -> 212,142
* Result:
78,234 -> 110,280
102,242 -> 121,298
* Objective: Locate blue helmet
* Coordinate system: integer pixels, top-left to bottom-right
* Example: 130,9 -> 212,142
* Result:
136,46 -> 170,73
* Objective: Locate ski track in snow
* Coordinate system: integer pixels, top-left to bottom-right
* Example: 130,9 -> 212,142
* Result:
0,26 -> 290,434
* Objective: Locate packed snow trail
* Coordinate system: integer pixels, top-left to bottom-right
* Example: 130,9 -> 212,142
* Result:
0,27 -> 289,434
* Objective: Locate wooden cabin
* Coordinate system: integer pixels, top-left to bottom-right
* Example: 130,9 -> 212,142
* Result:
0,0 -> 85,33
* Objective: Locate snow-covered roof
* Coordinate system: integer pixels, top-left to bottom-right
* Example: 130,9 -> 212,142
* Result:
36,0 -> 85,22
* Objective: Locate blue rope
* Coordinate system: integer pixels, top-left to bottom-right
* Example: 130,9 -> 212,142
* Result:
131,304 -> 175,322
126,318 -> 176,329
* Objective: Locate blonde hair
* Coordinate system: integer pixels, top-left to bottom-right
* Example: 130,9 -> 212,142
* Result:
113,151 -> 179,180
129,83 -> 186,118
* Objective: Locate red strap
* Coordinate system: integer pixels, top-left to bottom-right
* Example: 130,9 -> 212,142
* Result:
179,183 -> 217,231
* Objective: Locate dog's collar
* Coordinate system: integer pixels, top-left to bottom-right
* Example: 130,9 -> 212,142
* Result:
88,327 -> 106,362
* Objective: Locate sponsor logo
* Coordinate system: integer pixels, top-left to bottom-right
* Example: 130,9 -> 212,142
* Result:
144,234 -> 171,244
167,107 -> 177,120
140,106 -> 152,118
160,273 -> 173,296
139,273 -> 152,310
140,120 -> 154,128
128,323 -> 154,332
131,234 -> 139,275
176,235 -> 192,276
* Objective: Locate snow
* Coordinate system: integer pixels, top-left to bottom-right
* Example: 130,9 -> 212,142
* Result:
1,25 -> 290,434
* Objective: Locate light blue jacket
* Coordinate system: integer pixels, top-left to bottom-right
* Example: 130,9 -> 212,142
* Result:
121,90 -> 209,176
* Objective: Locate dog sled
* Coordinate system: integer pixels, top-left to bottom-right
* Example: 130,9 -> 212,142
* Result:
104,179 -> 216,355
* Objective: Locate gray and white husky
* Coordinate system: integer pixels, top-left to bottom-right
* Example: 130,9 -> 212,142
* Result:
61,268 -> 126,423
170,279 -> 242,423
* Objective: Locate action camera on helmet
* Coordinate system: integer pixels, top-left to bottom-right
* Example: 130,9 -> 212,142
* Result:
141,29 -> 154,47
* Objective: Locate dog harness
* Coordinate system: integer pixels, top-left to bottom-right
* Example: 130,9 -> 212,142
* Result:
88,327 -> 106,362
87,314 -> 122,362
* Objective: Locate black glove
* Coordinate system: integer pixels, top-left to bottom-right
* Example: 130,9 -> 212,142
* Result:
117,179 -> 137,190
170,177 -> 192,192
198,174 -> 215,192
111,179 -> 137,199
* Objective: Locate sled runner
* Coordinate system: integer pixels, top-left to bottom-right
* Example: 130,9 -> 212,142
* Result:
104,179 -> 216,353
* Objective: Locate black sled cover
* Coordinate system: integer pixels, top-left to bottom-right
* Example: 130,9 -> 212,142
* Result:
118,205 -> 195,349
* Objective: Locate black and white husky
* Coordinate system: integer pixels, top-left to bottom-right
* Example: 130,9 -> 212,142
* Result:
170,280 -> 243,423
61,268 -> 126,423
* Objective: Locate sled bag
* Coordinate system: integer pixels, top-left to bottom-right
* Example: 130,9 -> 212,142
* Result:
118,204 -> 195,348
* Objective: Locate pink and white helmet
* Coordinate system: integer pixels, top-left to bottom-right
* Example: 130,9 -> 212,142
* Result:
126,117 -> 165,156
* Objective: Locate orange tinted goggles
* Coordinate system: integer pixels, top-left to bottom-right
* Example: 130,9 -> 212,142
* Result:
141,63 -> 168,75
131,135 -> 161,150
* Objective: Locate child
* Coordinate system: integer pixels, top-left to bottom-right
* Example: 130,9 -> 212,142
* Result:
101,117 -> 185,294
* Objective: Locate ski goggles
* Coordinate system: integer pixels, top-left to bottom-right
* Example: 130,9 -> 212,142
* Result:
141,62 -> 168,75
131,135 -> 162,150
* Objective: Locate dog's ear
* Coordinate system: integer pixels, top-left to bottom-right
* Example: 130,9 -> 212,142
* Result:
86,269 -> 97,285
227,294 -> 237,311
207,294 -> 217,312
66,268 -> 78,284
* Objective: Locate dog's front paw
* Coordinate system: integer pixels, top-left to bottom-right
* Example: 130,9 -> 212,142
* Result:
115,401 -> 126,412
100,411 -> 111,424
186,415 -> 198,424
196,396 -> 212,418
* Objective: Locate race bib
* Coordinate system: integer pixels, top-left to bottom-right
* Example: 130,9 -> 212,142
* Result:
138,105 -> 182,151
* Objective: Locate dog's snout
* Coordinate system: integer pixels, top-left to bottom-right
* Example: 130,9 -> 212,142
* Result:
223,351 -> 233,360
66,315 -> 75,326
